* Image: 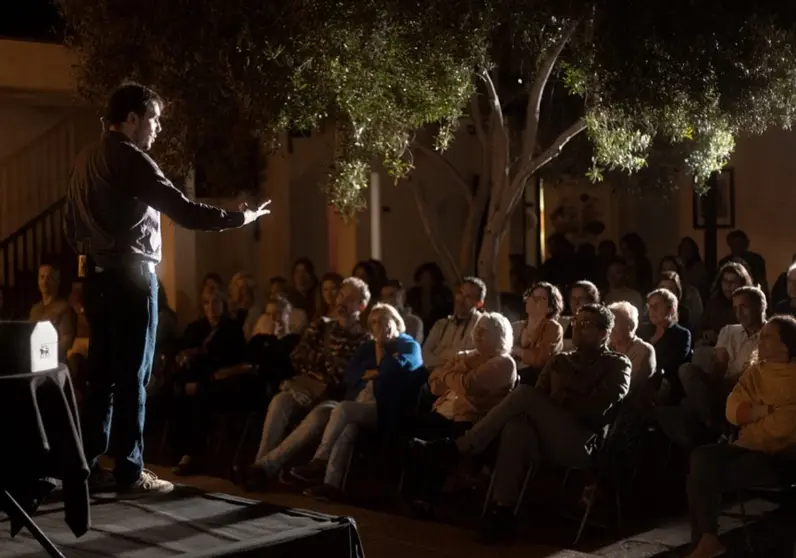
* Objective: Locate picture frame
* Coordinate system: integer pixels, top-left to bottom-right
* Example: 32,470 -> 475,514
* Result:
692,168 -> 735,229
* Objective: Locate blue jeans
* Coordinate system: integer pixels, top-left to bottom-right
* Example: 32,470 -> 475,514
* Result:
81,266 -> 158,485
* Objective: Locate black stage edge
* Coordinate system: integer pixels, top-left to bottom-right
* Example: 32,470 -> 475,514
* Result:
0,485 -> 365,557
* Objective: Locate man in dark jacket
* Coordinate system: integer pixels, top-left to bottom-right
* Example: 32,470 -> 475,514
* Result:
64,82 -> 270,497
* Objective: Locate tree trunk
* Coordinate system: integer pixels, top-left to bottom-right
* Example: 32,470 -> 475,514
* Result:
476,220 -> 503,310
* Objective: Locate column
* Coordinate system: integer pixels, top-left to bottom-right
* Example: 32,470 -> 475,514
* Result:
256,135 -> 292,287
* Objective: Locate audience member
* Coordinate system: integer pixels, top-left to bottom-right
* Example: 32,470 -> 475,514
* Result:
686,316 -> 796,558
417,304 -> 630,543
171,289 -> 247,474
608,302 -> 656,408
644,288 -> 692,403
698,262 -> 753,346
772,262 -> 796,317
29,262 -> 77,361
407,312 -> 517,516
511,282 -> 564,385
562,280 -> 601,350
604,258 -> 644,313
244,277 -> 369,489
422,277 -> 486,370
718,229 -> 768,295
406,262 -> 454,335
293,303 -> 424,501
380,279 -> 424,343
678,237 -> 710,298
660,255 -> 703,328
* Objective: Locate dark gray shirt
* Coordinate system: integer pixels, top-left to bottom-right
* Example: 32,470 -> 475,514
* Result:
64,131 -> 245,268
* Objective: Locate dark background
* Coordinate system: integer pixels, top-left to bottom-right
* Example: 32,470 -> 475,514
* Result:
0,0 -> 64,41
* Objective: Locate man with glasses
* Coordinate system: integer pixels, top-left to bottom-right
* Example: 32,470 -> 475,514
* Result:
416,303 -> 631,543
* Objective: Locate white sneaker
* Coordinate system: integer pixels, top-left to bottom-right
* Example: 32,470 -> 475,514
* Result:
116,469 -> 174,499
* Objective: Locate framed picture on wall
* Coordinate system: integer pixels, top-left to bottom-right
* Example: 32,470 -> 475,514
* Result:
692,168 -> 735,229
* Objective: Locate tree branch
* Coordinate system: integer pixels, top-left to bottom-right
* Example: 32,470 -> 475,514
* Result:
411,180 -> 462,281
506,117 -> 587,214
481,69 -> 510,206
469,96 -> 488,154
413,142 -> 474,208
522,19 -> 582,167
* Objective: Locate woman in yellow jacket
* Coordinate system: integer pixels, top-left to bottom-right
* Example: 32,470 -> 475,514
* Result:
686,315 -> 796,558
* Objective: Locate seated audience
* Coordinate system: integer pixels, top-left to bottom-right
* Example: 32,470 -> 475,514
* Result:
608,302 -> 656,408
418,304 -> 631,543
240,295 -> 302,393
697,262 -> 752,346
406,262 -> 454,336
770,255 -> 796,308
422,277 -> 486,370
171,289 -> 247,474
269,275 -> 310,330
229,272 -> 262,340
678,237 -> 710,299
772,262 -> 796,318
292,303 -> 424,500
717,229 -> 768,295
657,270 -> 692,330
380,279 -> 424,343
511,282 -> 564,385
407,312 -> 517,514
661,287 -> 766,448
29,262 -> 77,362
604,258 -> 645,313
314,272 -> 344,321
686,316 -> 796,558
244,277 -> 369,488
561,280 -> 601,351
660,255 -> 703,328
287,258 -> 319,319
644,288 -> 692,403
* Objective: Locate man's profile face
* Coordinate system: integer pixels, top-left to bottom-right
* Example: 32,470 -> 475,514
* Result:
129,101 -> 162,151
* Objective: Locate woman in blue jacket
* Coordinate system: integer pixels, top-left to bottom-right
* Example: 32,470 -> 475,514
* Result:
290,302 -> 424,500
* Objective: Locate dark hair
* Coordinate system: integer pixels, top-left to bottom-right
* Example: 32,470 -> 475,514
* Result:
570,280 -> 601,304
712,261 -> 754,299
383,279 -> 404,292
368,259 -> 388,281
105,82 -> 163,126
270,276 -> 288,287
678,236 -> 702,265
524,281 -> 564,319
315,272 -> 343,320
732,285 -> 768,316
769,315 -> 796,360
352,260 -> 375,282
413,262 -> 445,286
462,276 -> 487,302
659,255 -> 687,281
620,232 -> 647,258
202,272 -> 224,289
726,229 -> 749,244
579,303 -> 615,333
658,270 -> 683,300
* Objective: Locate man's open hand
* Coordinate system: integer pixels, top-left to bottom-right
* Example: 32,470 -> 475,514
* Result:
241,200 -> 271,224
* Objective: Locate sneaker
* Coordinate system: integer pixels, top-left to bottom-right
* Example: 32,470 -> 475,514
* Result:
87,467 -> 116,493
290,459 -> 328,483
116,470 -> 174,499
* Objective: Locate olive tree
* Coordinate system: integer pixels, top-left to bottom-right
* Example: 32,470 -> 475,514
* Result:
58,0 -> 796,301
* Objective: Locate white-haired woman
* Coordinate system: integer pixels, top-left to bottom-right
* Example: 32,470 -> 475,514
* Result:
291,303 -> 425,501
608,301 -> 657,408
406,312 -> 518,514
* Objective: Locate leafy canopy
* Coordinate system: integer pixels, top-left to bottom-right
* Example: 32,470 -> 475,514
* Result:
57,0 -> 796,208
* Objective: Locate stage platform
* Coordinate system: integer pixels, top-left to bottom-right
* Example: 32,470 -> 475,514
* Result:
0,485 -> 364,557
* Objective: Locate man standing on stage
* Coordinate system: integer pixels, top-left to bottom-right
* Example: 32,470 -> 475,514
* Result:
64,82 -> 271,497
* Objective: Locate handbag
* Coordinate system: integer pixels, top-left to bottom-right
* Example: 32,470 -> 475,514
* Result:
281,321 -> 333,407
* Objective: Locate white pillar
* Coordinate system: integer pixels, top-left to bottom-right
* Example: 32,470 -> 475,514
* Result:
370,171 -> 381,260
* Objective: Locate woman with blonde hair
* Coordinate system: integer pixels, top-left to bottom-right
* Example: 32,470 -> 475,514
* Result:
228,271 -> 262,339
291,302 -> 424,500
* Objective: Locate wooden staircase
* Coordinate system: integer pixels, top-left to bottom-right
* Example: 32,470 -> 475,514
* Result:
0,108 -> 97,317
